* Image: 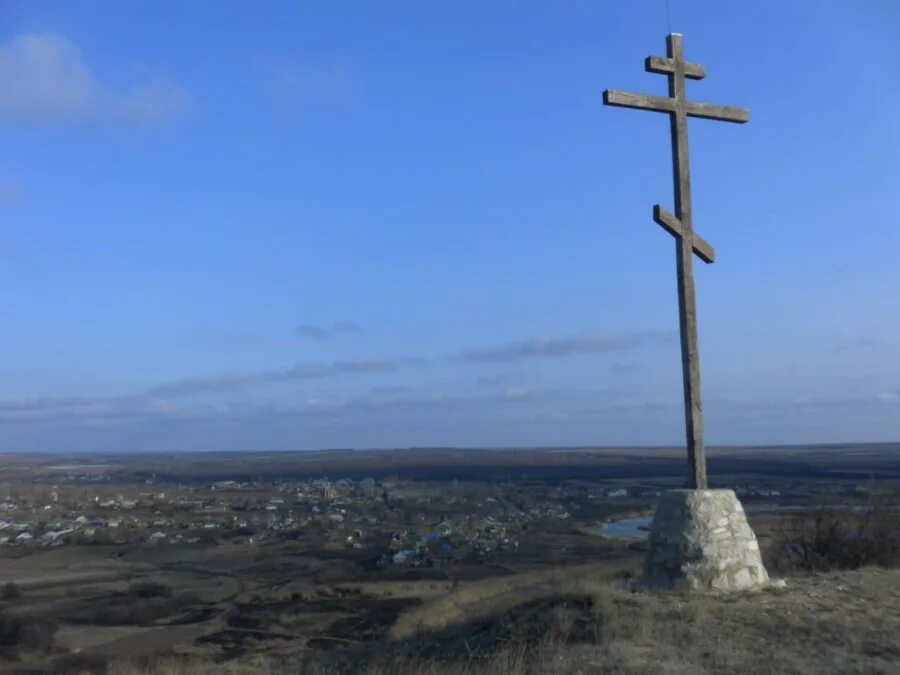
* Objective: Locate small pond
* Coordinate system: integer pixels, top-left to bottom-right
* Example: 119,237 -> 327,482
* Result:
600,515 -> 653,540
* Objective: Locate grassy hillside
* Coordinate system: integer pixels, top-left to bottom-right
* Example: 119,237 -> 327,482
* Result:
105,566 -> 900,675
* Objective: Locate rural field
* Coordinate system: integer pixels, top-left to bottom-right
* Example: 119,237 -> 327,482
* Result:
0,444 -> 898,673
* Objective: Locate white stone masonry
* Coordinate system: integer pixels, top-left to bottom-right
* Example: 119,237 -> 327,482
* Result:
642,489 -> 769,591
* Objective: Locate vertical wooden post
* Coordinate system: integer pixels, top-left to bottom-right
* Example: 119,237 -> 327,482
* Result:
667,34 -> 707,489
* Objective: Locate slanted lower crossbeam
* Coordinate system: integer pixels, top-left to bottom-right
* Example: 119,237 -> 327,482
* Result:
653,205 -> 715,264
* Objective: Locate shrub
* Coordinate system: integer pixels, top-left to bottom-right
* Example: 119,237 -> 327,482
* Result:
0,611 -> 58,652
0,582 -> 22,600
772,490 -> 900,571
129,581 -> 173,599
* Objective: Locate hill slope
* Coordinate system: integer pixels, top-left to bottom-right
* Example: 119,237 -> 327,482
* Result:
107,566 -> 900,675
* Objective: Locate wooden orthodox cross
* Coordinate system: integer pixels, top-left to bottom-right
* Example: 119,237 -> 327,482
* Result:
603,34 -> 749,489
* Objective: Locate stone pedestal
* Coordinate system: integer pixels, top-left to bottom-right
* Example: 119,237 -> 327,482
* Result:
642,489 -> 769,591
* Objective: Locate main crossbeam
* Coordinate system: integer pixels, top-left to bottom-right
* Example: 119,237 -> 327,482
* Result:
602,90 -> 749,124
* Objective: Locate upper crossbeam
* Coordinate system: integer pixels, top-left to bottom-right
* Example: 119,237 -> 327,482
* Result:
645,56 -> 705,79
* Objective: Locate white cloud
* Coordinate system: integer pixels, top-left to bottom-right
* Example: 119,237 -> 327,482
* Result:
296,320 -> 363,339
0,33 -> 188,126
459,331 -> 676,363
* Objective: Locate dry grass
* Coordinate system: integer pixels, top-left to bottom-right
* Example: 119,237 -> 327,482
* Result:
389,563 -> 623,639
105,567 -> 900,675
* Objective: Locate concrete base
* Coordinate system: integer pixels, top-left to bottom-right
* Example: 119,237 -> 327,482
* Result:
642,489 -> 769,591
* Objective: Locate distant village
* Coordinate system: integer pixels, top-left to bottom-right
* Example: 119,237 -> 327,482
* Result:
0,467 -> 859,567
0,476 -> 611,566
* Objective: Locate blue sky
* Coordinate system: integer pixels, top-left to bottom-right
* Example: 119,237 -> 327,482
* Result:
0,1 -> 898,452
